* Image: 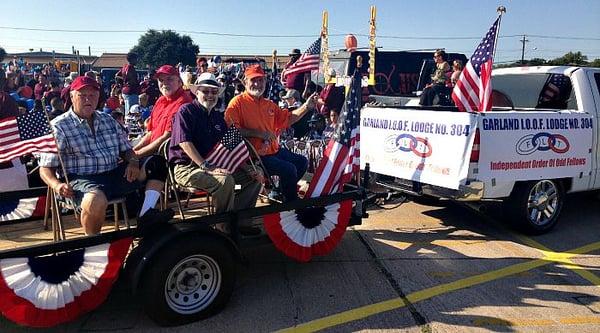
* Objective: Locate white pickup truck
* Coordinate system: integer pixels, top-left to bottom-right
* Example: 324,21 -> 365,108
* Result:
361,66 -> 599,234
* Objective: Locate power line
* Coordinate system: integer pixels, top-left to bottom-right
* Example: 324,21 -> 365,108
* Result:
0,25 -> 599,41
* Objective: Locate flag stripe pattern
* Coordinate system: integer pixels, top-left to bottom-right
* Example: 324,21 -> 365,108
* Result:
0,111 -> 57,163
205,125 -> 249,173
282,38 -> 321,76
306,68 -> 361,198
451,17 -> 500,112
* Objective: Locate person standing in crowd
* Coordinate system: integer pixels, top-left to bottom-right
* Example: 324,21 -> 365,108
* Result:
116,52 -> 141,115
225,65 -> 317,202
140,69 -> 160,106
170,73 -> 263,221
318,69 -> 344,117
196,57 -> 208,75
133,65 -> 193,158
0,69 -> 19,119
48,97 -> 65,120
25,72 -> 39,92
43,81 -> 62,108
61,72 -> 78,111
451,59 -> 463,87
281,48 -> 306,91
419,49 -> 451,106
34,74 -> 48,101
38,76 -> 172,235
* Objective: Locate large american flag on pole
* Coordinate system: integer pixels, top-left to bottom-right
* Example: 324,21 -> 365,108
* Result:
281,38 -> 321,77
0,111 -> 57,163
205,125 -> 249,173
305,69 -> 361,198
451,17 -> 500,112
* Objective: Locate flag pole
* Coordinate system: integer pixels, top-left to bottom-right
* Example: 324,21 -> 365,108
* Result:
368,5 -> 377,86
41,109 -> 70,187
321,10 -> 329,86
492,6 -> 506,63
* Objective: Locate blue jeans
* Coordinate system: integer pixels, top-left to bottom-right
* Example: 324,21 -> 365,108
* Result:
261,148 -> 308,201
122,93 -> 139,116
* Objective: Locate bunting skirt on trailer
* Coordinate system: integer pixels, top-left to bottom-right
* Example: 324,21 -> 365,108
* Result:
263,199 -> 352,262
0,237 -> 132,327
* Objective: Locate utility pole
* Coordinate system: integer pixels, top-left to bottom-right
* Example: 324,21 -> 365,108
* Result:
520,35 -> 529,64
88,46 -> 91,56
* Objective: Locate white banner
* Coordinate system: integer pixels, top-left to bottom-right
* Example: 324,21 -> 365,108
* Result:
360,108 -> 478,189
478,112 -> 594,181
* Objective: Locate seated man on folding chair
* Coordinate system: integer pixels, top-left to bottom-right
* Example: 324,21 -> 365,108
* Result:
225,65 -> 318,202
169,73 -> 263,234
38,76 -> 173,235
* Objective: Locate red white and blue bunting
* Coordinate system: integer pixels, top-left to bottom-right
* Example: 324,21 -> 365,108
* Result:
263,199 -> 352,262
0,237 -> 132,327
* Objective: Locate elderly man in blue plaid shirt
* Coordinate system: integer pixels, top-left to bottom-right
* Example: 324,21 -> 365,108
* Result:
39,76 -> 173,235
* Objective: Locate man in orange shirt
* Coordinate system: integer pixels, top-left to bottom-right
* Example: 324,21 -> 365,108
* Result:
225,65 -> 317,202
133,65 -> 193,157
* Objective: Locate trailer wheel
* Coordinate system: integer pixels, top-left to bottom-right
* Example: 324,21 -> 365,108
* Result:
142,237 -> 235,326
504,180 -> 564,235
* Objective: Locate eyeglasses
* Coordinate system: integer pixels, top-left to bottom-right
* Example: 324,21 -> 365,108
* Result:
199,89 -> 219,95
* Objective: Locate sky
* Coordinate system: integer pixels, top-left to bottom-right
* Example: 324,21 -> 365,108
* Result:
0,0 -> 599,64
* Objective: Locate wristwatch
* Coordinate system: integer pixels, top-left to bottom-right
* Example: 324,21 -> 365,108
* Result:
201,160 -> 213,170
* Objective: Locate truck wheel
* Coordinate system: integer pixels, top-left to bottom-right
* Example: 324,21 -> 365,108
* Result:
142,237 -> 236,326
504,180 -> 564,235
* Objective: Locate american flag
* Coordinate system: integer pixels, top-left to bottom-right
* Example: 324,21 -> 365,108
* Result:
282,38 -> 321,77
0,111 -> 57,163
205,125 -> 249,173
305,69 -> 361,198
452,17 -> 500,112
267,61 -> 285,103
538,74 -> 571,105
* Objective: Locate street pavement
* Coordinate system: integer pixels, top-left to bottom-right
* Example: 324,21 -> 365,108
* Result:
1,193 -> 599,332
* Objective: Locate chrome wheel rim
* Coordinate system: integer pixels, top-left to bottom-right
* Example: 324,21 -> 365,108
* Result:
526,180 -> 559,226
165,255 -> 221,314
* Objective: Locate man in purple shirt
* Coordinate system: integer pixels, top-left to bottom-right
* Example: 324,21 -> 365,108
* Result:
169,73 -> 262,217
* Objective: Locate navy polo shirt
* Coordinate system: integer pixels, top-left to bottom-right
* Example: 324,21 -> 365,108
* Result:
169,100 -> 227,165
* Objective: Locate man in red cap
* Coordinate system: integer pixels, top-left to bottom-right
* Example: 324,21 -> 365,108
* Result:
39,76 -> 172,235
225,64 -> 317,202
133,64 -> 193,158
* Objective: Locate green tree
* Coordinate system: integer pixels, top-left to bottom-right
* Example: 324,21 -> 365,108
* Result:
0,47 -> 6,63
130,30 -> 199,68
548,51 -> 588,66
590,58 -> 600,68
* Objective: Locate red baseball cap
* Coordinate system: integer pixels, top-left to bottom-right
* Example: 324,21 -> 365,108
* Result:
244,64 -> 266,80
70,76 -> 100,91
156,65 -> 179,77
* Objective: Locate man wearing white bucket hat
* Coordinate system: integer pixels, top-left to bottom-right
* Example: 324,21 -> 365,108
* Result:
170,73 -> 263,220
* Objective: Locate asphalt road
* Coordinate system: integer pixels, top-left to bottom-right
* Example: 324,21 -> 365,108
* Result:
2,192 -> 599,332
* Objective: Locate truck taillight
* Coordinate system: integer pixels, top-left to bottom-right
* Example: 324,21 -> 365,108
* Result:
470,129 -> 480,162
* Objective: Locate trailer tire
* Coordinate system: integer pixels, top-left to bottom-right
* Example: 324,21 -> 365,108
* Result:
504,180 -> 564,235
142,236 -> 236,326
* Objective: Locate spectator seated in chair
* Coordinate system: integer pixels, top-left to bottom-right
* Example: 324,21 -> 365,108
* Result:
225,65 -> 318,202
38,76 -> 173,235
419,49 -> 452,106
170,73 -> 263,235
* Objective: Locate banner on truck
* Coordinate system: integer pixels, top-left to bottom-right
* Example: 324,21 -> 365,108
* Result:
478,113 -> 594,181
360,107 -> 478,189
